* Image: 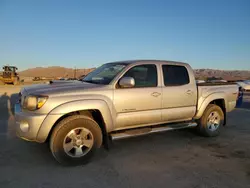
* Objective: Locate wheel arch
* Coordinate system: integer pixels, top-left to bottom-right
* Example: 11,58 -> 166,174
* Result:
195,93 -> 227,123
36,100 -> 114,143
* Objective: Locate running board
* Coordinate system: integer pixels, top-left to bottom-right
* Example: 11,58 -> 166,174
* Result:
111,122 -> 197,140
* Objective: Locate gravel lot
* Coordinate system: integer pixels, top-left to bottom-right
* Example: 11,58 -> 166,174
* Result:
0,85 -> 250,188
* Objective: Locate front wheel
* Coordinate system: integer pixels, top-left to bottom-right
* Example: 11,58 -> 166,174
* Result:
50,115 -> 103,166
13,77 -> 19,85
197,104 -> 224,137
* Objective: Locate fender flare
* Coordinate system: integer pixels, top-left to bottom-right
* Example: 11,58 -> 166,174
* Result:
194,92 -> 227,119
36,99 -> 114,142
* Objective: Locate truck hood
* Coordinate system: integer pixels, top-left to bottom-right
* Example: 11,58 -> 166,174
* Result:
22,81 -> 103,96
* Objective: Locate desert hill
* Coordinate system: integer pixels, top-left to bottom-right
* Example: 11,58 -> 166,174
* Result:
19,66 -> 95,78
16,66 -> 250,80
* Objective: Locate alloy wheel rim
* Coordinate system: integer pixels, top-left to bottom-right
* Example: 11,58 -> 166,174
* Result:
63,127 -> 94,158
207,111 -> 221,131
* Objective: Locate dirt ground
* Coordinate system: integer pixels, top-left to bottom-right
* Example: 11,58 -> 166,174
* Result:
0,85 -> 250,188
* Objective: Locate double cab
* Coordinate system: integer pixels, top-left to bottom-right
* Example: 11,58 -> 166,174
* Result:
15,60 -> 238,165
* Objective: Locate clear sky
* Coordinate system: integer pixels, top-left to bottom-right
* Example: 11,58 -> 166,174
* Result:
1,0 -> 250,70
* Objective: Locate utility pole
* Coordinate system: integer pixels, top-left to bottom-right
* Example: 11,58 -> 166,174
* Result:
74,67 -> 77,79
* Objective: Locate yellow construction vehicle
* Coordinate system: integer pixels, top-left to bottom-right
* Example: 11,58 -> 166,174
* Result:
0,66 -> 20,85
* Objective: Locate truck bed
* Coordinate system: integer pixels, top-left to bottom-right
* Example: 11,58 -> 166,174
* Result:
197,82 -> 237,86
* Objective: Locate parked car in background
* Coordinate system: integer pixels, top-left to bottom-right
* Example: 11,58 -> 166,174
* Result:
15,60 -> 238,165
196,80 -> 206,84
236,81 -> 250,91
209,80 -> 227,83
33,77 -> 41,81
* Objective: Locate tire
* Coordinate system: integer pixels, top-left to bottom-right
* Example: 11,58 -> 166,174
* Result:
13,78 -> 19,85
50,115 -> 102,166
197,104 -> 224,137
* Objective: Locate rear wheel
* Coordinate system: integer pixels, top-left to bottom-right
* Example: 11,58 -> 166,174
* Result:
197,104 -> 224,137
50,115 -> 102,166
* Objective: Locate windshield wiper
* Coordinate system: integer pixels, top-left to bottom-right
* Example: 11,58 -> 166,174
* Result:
82,80 -> 93,83
82,80 -> 101,84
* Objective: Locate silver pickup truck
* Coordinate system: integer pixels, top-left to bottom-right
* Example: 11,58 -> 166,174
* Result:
15,60 -> 238,165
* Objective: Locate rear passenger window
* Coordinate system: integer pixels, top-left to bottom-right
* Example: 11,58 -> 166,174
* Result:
162,65 -> 190,86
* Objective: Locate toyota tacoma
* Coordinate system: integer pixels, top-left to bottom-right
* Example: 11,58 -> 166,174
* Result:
15,60 -> 238,165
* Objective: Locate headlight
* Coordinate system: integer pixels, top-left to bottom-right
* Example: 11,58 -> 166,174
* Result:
23,95 -> 48,111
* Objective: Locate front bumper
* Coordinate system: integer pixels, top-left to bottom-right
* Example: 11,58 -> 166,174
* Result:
15,103 -> 47,142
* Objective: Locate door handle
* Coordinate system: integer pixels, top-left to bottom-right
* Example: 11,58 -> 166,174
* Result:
151,92 -> 161,97
186,90 -> 193,95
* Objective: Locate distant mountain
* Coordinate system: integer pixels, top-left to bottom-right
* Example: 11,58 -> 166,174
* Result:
19,66 -> 95,78
194,69 -> 250,81
18,66 -> 250,81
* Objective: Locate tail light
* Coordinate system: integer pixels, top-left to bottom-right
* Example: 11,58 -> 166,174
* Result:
237,87 -> 243,99
17,92 -> 22,103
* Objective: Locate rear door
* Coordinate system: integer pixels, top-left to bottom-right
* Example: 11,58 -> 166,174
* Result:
161,64 -> 197,122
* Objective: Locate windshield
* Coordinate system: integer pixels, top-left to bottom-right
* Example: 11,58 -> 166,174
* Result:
82,63 -> 127,85
4,67 -> 15,72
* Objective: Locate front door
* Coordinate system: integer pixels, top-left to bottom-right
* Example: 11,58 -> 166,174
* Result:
114,64 -> 162,129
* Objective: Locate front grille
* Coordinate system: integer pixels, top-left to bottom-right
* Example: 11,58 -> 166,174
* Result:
3,72 -> 12,78
21,95 -> 25,107
18,92 -> 26,107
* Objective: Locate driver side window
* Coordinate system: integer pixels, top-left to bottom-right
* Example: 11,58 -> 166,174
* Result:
123,64 -> 157,88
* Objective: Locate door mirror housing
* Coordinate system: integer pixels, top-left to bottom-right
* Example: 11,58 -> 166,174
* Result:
119,77 -> 135,88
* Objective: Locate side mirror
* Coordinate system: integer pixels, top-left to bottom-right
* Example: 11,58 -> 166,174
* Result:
119,77 -> 135,88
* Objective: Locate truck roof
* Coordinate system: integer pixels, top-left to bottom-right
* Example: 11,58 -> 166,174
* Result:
3,66 -> 17,68
108,60 -> 189,66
